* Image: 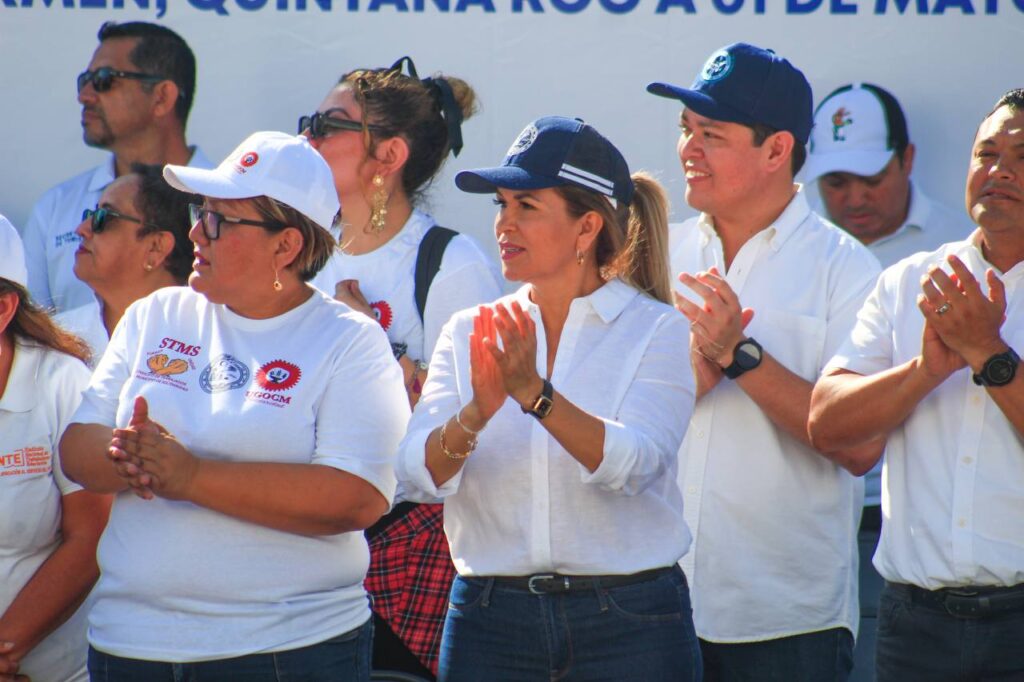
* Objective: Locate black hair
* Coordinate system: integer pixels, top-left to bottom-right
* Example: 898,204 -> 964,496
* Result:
746,121 -> 807,176
131,162 -> 198,283
984,88 -> 1024,120
98,21 -> 196,126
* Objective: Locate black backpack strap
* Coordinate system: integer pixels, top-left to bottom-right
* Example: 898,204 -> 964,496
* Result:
414,225 -> 458,322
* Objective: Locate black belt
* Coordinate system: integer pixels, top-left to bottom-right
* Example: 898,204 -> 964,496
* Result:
886,581 -> 1024,618
488,566 -> 676,595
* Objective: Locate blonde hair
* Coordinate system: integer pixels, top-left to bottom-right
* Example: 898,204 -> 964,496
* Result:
556,172 -> 672,304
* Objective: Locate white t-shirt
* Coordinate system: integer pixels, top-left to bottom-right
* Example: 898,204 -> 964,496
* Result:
1,342 -> 91,682
672,188 -> 880,642
55,298 -> 108,368
826,236 -> 1024,590
71,286 -> 410,662
311,210 -> 502,362
23,148 -> 212,313
398,280 -> 695,576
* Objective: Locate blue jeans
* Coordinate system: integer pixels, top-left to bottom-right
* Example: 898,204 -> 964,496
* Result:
438,565 -> 701,682
701,627 -> 854,682
87,619 -> 372,681
876,582 -> 1024,681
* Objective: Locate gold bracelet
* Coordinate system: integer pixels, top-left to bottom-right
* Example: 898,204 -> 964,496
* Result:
454,406 -> 483,436
440,419 -> 476,460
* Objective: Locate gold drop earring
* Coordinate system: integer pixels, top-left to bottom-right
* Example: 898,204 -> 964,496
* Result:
369,173 -> 389,234
273,268 -> 283,292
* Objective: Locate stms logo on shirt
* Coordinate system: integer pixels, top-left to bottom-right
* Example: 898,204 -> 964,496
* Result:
199,354 -> 251,394
248,359 -> 302,408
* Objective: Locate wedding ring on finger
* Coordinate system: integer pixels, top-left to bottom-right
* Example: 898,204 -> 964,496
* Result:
935,302 -> 952,315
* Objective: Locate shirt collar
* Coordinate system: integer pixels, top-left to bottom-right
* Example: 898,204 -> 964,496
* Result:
0,343 -> 41,413
902,182 -> 931,232
696,184 -> 810,253
513,279 -> 639,325
87,146 -> 209,194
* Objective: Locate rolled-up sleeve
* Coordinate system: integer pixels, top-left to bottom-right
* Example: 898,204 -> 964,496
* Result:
580,311 -> 694,495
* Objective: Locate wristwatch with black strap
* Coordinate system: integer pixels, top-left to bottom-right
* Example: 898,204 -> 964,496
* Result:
521,378 -> 555,419
722,337 -> 763,380
972,347 -> 1020,387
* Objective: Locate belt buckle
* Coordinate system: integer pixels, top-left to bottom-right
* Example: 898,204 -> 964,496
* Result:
527,574 -> 570,595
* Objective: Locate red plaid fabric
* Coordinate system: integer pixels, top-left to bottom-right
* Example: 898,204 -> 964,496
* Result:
365,503 -> 454,676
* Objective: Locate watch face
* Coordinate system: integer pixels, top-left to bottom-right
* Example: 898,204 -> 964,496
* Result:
534,396 -> 554,419
989,358 -> 1015,385
736,341 -> 763,370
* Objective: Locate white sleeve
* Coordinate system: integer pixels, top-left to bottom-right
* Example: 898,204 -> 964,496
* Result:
22,196 -> 53,309
825,269 -> 898,377
579,310 -> 695,495
70,299 -> 138,428
396,317 -> 466,500
421,235 -> 502,361
51,354 -> 92,496
313,320 -> 410,504
823,242 -> 882,365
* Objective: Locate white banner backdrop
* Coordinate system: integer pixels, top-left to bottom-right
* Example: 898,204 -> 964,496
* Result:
1,3 -> 1021,255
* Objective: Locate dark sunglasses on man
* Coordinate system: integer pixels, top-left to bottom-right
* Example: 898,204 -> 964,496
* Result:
77,66 -> 165,94
298,111 -> 383,139
188,204 -> 284,241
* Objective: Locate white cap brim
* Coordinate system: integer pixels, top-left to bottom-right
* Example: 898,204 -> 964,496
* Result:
804,149 -> 894,182
163,164 -> 259,200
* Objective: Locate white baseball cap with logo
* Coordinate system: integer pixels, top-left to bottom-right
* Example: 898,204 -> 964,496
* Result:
163,131 -> 340,233
0,215 -> 29,289
804,83 -> 910,182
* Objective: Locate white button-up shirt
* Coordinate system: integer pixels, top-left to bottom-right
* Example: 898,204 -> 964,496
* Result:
827,235 -> 1024,590
850,184 -> 974,506
23,148 -> 212,312
397,279 -> 695,576
673,189 -> 880,642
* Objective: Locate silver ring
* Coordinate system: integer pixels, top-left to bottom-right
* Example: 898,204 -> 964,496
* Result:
935,302 -> 952,315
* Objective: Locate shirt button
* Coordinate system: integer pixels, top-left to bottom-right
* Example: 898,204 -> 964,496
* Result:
962,456 -> 974,465
687,486 -> 697,495
972,395 -> 982,405
696,430 -> 704,438
958,518 -> 967,528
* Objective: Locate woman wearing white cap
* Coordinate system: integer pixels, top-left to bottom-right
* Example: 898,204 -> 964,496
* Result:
301,56 -> 501,678
397,117 -> 702,680
60,132 -> 410,680
0,216 -> 104,682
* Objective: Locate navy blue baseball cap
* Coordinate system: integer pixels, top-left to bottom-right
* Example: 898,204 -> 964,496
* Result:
647,43 -> 813,145
455,116 -> 635,207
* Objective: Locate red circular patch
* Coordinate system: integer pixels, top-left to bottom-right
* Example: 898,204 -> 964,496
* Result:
240,152 -> 259,167
255,359 -> 301,391
370,301 -> 393,330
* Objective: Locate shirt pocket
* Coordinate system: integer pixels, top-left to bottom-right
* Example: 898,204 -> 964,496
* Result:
756,309 -> 827,382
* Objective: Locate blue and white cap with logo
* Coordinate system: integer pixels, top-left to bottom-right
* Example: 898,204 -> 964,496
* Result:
647,42 -> 814,145
455,116 -> 635,207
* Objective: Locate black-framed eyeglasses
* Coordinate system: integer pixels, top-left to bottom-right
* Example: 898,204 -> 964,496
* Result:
82,207 -> 144,233
77,66 -> 165,94
298,111 -> 382,139
189,204 -> 285,241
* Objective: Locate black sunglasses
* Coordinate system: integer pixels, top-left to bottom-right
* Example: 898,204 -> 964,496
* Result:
82,207 -> 144,233
298,111 -> 382,139
189,204 -> 285,241
77,66 -> 165,94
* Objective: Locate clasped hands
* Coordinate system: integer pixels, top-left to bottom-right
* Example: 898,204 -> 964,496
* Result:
672,268 -> 754,393
462,302 -> 544,431
916,254 -> 1007,378
107,396 -> 199,501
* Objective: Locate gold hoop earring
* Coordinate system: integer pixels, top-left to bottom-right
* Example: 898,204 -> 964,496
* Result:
369,173 -> 389,234
273,269 -> 283,292
576,250 -> 584,266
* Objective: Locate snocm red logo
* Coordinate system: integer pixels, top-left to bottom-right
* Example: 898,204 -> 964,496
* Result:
247,359 -> 302,408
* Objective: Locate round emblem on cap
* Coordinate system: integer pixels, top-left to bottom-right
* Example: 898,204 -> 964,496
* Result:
701,50 -> 733,83
240,152 -> 259,167
507,124 -> 538,157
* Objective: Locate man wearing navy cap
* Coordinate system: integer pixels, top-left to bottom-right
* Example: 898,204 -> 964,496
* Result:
648,43 -> 880,680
